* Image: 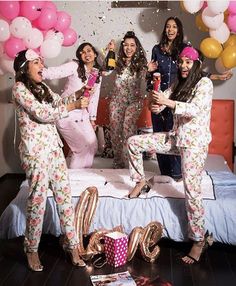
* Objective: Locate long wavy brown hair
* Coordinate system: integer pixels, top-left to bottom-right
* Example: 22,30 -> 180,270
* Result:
170,50 -> 204,102
14,50 -> 53,103
116,31 -> 147,76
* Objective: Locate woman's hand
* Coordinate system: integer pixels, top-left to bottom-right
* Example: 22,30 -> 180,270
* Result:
210,70 -> 233,81
75,86 -> 92,99
147,60 -> 158,72
107,39 -> 116,51
90,120 -> 97,131
151,90 -> 176,109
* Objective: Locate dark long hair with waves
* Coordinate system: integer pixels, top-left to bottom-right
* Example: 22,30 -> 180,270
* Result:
170,50 -> 204,102
116,31 -> 147,76
14,50 -> 53,103
160,17 -> 184,61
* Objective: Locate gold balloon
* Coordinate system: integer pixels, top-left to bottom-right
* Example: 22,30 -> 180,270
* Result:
127,227 -> 144,261
195,13 -> 208,32
221,45 -> 236,69
180,1 -> 187,13
200,37 -> 223,59
223,34 -> 236,49
74,186 -> 99,254
139,222 -> 163,263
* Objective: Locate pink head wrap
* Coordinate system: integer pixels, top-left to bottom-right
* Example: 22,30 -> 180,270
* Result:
179,46 -> 199,61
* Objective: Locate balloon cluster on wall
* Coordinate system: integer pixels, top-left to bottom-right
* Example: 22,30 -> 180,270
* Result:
0,1 -> 78,75
181,0 -> 236,73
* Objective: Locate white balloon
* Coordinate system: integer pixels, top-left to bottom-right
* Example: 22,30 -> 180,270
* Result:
23,28 -> 43,49
0,19 -> 10,42
183,0 -> 204,14
0,54 -> 14,74
215,57 -> 230,73
209,23 -> 230,44
45,29 -> 64,46
207,0 -> 230,15
10,17 -> 32,39
202,7 -> 224,30
40,39 -> 62,59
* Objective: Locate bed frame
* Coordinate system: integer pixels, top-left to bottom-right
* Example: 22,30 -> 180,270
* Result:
95,98 -> 235,170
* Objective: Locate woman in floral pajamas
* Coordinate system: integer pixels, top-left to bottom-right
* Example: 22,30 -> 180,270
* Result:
109,31 -> 148,168
127,47 -> 213,264
12,49 -> 89,271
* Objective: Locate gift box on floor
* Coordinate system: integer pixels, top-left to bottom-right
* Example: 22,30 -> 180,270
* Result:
104,231 -> 128,267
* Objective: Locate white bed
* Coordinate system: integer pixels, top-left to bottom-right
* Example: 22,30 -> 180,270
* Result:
0,99 -> 235,244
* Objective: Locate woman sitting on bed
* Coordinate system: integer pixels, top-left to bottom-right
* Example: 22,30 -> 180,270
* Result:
127,46 -> 213,264
12,49 -> 88,271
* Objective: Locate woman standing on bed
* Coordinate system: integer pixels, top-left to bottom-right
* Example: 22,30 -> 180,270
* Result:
127,46 -> 213,264
43,42 -> 102,168
109,31 -> 148,169
147,16 -> 232,181
12,49 -> 88,271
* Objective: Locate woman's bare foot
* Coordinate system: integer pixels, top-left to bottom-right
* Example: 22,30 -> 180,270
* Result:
26,252 -> 43,271
128,180 -> 148,198
182,241 -> 205,264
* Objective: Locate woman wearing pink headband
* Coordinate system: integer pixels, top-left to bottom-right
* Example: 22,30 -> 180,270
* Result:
127,48 -> 213,264
12,49 -> 88,271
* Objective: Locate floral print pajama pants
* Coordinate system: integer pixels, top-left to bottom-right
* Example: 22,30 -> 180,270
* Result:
109,97 -> 143,167
127,132 -> 208,241
21,148 -> 78,252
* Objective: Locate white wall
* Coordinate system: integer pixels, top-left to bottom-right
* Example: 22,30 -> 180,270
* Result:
0,1 -> 235,176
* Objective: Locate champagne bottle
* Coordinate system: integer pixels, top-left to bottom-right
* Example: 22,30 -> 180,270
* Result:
105,48 -> 116,71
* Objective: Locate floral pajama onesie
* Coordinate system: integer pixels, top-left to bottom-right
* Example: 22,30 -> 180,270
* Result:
128,77 -> 213,241
109,67 -> 146,167
43,62 -> 101,168
12,81 -> 79,252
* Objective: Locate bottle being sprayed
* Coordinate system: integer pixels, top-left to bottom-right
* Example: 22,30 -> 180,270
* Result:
105,41 -> 116,71
153,72 -> 161,92
83,69 -> 98,97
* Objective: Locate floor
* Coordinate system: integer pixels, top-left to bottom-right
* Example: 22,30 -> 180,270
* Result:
0,168 -> 236,285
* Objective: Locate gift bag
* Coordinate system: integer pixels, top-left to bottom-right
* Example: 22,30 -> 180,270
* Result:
104,231 -> 128,267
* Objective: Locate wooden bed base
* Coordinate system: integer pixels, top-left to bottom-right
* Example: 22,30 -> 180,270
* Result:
95,98 -> 235,170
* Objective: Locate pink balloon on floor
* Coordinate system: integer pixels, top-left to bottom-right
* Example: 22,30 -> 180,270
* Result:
62,28 -> 78,46
4,37 -> 25,59
0,1 -> 20,20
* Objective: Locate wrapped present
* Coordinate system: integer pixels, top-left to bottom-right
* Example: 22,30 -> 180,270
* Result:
104,231 -> 128,267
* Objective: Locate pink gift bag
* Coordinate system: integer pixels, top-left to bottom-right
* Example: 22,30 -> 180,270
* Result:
104,231 -> 128,267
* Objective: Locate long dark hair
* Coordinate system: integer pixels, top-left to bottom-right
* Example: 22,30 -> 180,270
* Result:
14,50 -> 53,103
75,42 -> 102,83
116,31 -> 147,76
160,17 -> 184,61
170,50 -> 204,102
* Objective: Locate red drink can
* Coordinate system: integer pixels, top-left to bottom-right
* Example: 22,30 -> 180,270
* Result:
153,72 -> 161,92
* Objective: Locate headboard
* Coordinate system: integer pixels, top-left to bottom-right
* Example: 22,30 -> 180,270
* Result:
95,98 -> 235,170
209,99 -> 234,171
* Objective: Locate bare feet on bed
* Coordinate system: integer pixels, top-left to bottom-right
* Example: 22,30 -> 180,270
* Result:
128,179 -> 151,198
25,251 -> 43,271
182,241 -> 205,264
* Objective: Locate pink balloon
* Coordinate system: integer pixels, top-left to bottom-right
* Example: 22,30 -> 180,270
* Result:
20,1 -> 45,21
54,11 -> 71,32
228,1 -> 236,14
36,7 -> 57,30
4,37 -> 25,59
62,28 -> 78,47
43,1 -> 57,12
227,14 -> 236,33
0,1 -> 20,20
